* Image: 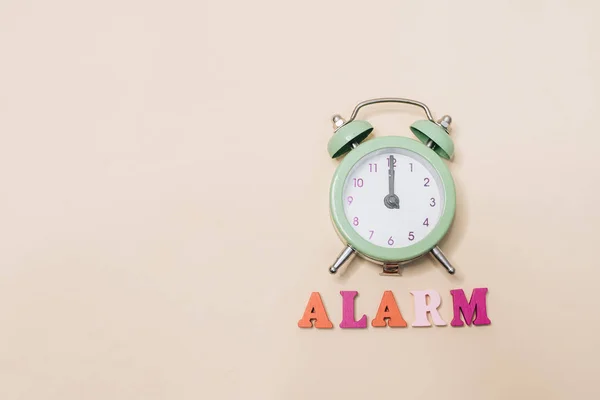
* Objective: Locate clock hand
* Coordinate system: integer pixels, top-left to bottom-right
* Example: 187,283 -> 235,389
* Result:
384,155 -> 400,209
389,158 -> 395,195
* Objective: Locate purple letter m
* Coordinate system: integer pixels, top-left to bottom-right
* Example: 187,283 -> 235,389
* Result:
450,288 -> 491,327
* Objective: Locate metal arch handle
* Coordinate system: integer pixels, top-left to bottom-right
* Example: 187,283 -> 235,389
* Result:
347,97 -> 435,123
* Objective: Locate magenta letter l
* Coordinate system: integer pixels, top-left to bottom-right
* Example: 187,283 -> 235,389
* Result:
339,291 -> 367,328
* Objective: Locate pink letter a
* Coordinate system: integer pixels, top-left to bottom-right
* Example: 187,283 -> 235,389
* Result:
450,288 -> 491,327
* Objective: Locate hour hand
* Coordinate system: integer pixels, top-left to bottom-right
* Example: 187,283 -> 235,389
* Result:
384,155 -> 399,209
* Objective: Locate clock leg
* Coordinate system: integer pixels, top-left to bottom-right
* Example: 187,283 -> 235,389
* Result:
431,246 -> 455,275
329,245 -> 356,274
425,125 -> 456,276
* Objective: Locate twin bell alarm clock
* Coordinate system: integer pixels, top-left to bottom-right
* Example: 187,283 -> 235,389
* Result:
326,97 -> 457,276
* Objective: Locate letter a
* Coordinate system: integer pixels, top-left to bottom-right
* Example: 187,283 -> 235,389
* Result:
298,292 -> 333,328
450,288 -> 491,327
372,290 -> 407,327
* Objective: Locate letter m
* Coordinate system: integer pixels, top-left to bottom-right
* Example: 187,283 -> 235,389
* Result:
450,288 -> 491,327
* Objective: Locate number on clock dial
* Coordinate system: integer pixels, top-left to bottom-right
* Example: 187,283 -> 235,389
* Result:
343,148 -> 444,249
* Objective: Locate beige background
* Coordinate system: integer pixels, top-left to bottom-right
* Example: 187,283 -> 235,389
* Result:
1,1 -> 599,399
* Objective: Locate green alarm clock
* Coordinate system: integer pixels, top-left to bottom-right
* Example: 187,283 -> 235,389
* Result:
327,97 -> 457,276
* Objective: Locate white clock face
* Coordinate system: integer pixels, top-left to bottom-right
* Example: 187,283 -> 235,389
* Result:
342,147 -> 445,249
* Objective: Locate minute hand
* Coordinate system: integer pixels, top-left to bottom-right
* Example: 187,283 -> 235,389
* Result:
384,156 -> 400,209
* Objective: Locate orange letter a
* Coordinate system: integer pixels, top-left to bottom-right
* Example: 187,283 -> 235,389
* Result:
298,292 -> 333,328
371,290 -> 407,327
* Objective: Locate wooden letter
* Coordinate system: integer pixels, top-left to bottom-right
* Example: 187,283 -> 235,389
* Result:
339,290 -> 367,328
298,292 -> 333,328
371,290 -> 407,327
450,288 -> 491,327
411,289 -> 446,327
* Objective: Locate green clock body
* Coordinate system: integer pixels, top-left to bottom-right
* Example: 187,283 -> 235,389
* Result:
329,136 -> 456,264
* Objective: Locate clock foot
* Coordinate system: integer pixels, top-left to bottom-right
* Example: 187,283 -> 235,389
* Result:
329,245 -> 356,274
381,262 -> 402,275
431,246 -> 455,275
